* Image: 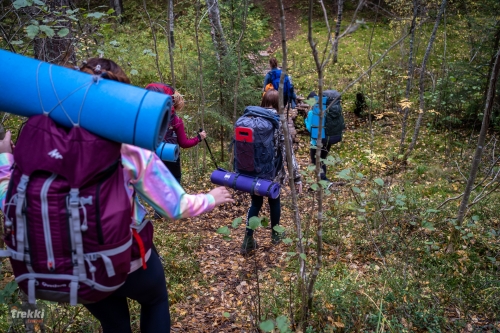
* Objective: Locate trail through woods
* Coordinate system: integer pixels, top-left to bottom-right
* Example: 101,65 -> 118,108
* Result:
169,2 -> 308,331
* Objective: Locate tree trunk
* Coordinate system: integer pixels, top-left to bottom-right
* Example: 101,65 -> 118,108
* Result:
399,0 -> 419,154
333,0 -> 343,63
404,0 -> 447,160
34,0 -> 75,65
305,0 -> 326,324
169,0 -> 175,48
109,0 -> 123,23
206,0 -> 228,59
486,20 -> 500,123
277,0 -> 306,325
232,0 -> 248,124
143,0 -> 164,83
195,0 -> 206,170
167,0 -> 175,87
448,43 -> 500,252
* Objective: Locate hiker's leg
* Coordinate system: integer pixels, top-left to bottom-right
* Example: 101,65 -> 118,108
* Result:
84,289 -> 132,333
269,196 -> 284,243
245,194 -> 264,237
268,196 -> 281,229
320,143 -> 332,180
124,250 -> 170,333
310,147 -> 317,165
163,158 -> 182,184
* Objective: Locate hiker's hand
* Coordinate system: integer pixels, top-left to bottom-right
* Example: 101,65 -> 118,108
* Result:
295,182 -> 302,194
209,187 -> 234,206
199,131 -> 207,140
0,131 -> 13,154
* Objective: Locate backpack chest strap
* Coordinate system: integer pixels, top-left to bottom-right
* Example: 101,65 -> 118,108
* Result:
68,189 -> 86,280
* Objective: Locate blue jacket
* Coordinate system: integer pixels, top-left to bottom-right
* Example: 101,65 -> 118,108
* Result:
263,68 -> 297,107
305,93 -> 344,146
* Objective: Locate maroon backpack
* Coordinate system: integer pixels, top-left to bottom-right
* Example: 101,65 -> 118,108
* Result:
2,115 -> 133,305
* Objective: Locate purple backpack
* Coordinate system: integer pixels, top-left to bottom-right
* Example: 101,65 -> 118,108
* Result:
2,115 -> 133,305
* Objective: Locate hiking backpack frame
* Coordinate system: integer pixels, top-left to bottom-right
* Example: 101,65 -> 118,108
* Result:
1,115 -> 133,305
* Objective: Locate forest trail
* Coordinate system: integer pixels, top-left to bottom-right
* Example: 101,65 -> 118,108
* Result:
251,0 -> 304,75
168,3 -> 309,331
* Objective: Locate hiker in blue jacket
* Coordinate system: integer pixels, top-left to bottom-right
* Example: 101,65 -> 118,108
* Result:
304,90 -> 345,183
263,57 -> 297,108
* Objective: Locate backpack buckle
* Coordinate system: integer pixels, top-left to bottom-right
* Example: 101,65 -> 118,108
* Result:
69,189 -> 79,206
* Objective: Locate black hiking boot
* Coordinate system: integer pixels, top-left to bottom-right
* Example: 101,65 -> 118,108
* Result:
271,231 -> 286,245
240,235 -> 258,255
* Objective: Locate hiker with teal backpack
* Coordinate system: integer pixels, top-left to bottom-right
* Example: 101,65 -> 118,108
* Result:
0,58 -> 233,333
304,90 -> 345,183
263,57 -> 297,108
236,89 -> 302,255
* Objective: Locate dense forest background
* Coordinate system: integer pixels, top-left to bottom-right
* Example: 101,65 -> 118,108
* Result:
0,0 -> 499,332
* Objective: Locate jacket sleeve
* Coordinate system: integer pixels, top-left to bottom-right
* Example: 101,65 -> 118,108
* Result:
305,110 -> 312,133
0,153 -> 14,213
263,72 -> 272,90
121,144 -> 215,220
173,116 -> 201,149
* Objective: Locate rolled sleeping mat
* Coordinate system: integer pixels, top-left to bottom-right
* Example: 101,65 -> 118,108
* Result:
155,142 -> 179,162
0,50 -> 171,151
210,168 -> 281,199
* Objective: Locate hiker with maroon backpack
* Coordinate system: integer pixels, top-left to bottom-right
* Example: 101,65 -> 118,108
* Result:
145,83 -> 206,185
237,89 -> 302,255
0,58 -> 233,333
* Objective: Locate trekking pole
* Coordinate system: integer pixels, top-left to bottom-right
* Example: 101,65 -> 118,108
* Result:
199,128 -> 219,169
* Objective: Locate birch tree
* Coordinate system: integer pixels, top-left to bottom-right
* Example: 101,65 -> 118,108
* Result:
332,0 -> 343,63
169,0 -> 175,48
399,0 -> 420,154
109,0 -> 123,23
206,0 -> 228,59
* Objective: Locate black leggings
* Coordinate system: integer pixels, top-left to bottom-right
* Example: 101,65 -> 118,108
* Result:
84,249 -> 170,333
310,143 -> 332,180
164,158 -> 182,184
245,194 -> 281,237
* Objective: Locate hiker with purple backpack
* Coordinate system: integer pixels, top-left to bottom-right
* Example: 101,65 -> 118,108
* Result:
0,58 -> 233,333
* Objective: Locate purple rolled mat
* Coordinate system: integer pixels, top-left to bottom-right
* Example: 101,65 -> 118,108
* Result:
210,169 -> 281,199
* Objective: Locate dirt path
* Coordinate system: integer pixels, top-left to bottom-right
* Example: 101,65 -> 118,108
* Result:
169,3 -> 306,331
250,0 -> 304,76
168,155 -> 313,332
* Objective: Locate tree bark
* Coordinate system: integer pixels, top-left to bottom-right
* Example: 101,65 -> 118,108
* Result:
206,0 -> 228,59
276,0 -> 306,322
404,0 -> 447,160
448,43 -> 500,252
399,0 -> 419,154
333,0 -> 343,63
166,0 -> 175,87
168,0 -> 175,48
109,0 -> 123,23
232,0 -> 248,124
195,0 -> 206,170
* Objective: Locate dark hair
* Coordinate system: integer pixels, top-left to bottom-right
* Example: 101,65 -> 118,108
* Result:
269,57 -> 278,69
80,58 -> 130,84
307,91 -> 317,99
261,89 -> 279,111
